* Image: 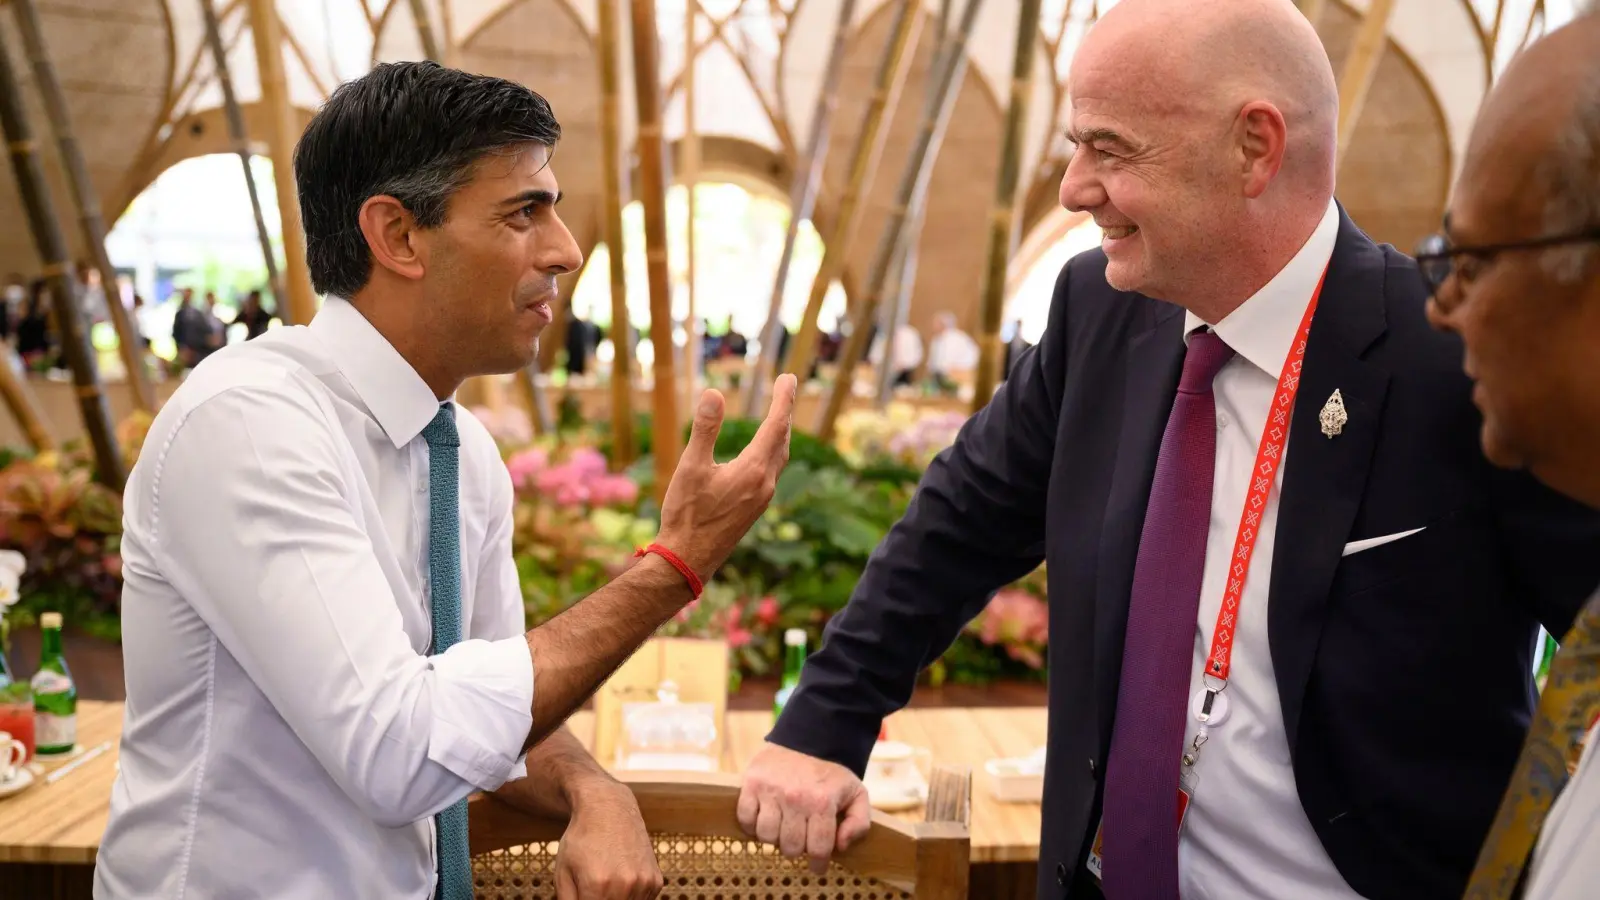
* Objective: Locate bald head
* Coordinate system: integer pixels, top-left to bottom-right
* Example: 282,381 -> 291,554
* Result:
1427,11 -> 1600,504
1058,0 -> 1340,319
1078,0 -> 1339,185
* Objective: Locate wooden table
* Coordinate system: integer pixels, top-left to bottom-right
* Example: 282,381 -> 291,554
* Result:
0,701 -> 1047,897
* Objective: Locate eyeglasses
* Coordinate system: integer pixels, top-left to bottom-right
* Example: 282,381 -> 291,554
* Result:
1414,227 -> 1600,295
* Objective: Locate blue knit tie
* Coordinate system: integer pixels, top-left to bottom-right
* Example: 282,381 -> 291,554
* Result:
423,404 -> 471,900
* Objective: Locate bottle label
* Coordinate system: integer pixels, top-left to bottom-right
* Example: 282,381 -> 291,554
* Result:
31,670 -> 71,695
36,712 -> 75,749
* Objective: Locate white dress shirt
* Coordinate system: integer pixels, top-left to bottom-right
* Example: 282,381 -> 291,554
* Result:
1522,589 -> 1600,900
1173,199 -> 1366,899
95,297 -> 535,899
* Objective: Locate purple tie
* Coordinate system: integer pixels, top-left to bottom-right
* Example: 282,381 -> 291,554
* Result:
1101,329 -> 1235,900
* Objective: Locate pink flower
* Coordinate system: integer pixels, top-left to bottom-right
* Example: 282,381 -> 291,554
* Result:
675,597 -> 701,623
755,596 -> 780,627
506,448 -> 549,489
589,475 -> 639,507
568,448 -> 608,477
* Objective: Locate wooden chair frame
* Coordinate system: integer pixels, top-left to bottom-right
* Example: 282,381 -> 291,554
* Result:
468,771 -> 970,899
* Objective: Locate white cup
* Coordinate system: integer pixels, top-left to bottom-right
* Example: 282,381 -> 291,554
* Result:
0,731 -> 25,782
865,740 -> 931,787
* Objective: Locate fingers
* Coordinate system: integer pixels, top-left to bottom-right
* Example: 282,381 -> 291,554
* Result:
744,374 -> 797,466
754,793 -> 783,846
778,799 -> 810,860
736,783 -> 760,836
805,808 -> 838,875
836,787 -> 873,853
555,863 -> 577,900
680,388 -> 726,467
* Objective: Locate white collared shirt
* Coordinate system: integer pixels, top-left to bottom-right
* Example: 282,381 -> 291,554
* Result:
95,297 -> 536,899
1173,199 -> 1366,899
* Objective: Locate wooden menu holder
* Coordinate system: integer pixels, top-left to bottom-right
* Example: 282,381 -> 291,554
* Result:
592,636 -> 730,769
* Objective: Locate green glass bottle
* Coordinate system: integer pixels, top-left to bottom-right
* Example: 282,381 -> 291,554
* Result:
773,628 -> 807,717
31,612 -> 76,756
1535,629 -> 1560,693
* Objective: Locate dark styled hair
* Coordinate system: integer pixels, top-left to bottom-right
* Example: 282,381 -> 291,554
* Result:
293,61 -> 562,298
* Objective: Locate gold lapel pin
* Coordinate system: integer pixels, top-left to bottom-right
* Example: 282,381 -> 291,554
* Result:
1320,389 -> 1348,438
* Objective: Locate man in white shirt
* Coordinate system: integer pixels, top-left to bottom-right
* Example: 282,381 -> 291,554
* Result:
95,61 -> 797,900
736,0 -> 1600,897
923,312 -> 978,384
1423,11 -> 1600,899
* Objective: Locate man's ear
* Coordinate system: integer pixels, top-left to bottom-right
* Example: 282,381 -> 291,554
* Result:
1237,101 -> 1288,199
357,195 -> 426,281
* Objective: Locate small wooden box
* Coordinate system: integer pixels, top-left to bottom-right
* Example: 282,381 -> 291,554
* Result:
591,637 -> 729,769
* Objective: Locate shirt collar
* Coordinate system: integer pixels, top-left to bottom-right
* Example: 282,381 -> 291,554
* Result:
1184,198 -> 1340,378
310,296 -> 445,449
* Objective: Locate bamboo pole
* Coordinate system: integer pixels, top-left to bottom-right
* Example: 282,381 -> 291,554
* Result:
630,0 -> 681,498
741,0 -> 859,418
515,367 -> 554,436
779,0 -> 923,388
817,0 -> 985,442
200,0 -> 287,323
0,343 -> 53,452
597,0 -> 636,468
972,0 -> 1044,411
0,36 -> 123,488
439,0 -> 459,68
407,0 -> 442,61
1334,0 -> 1397,165
1296,0 -> 1327,28
247,0 -> 318,326
874,0 -> 955,406
10,0 -> 155,415
681,0 -> 701,429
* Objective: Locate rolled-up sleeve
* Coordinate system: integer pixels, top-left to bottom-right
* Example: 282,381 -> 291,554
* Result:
465,432 -> 534,781
146,378 -> 534,827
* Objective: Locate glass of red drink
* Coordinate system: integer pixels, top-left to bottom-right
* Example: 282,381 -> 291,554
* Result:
0,685 -> 35,763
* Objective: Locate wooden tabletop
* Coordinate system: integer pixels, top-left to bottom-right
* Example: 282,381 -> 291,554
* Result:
0,700 -> 1047,866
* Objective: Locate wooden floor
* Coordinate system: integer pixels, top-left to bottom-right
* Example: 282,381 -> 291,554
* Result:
5,628 -> 1052,710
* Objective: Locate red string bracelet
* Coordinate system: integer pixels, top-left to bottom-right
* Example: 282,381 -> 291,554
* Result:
634,543 -> 704,599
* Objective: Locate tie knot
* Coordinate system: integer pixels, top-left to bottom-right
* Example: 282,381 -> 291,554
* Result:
1179,330 -> 1235,394
422,403 -> 459,448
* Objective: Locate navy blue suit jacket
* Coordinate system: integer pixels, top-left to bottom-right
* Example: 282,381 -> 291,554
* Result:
768,209 -> 1600,899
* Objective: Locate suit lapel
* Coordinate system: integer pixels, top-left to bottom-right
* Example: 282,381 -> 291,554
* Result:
1269,211 -> 1392,749
1095,301 -> 1186,742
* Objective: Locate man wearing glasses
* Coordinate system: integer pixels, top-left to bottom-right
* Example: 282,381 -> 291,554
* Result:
1423,10 -> 1600,900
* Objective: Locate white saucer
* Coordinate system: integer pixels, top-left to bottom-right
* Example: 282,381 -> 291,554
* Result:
865,776 -> 928,812
0,766 -> 33,799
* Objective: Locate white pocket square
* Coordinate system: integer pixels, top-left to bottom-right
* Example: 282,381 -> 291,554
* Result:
1341,527 -> 1426,557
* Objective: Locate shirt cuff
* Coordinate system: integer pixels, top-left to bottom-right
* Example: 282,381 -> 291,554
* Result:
426,634 -> 535,791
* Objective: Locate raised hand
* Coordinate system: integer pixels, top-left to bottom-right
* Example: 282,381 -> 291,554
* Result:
655,374 -> 797,580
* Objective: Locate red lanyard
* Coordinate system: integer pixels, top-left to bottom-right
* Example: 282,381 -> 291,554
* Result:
1202,266 -> 1330,686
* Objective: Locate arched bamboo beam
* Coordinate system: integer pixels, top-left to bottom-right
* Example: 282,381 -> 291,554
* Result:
817,0 -> 986,442
597,0 -> 637,468
742,0 -> 859,418
0,34 -> 123,488
11,0 -> 156,414
407,0 -> 443,61
875,0 -> 955,406
246,0 -> 318,326
630,0 -> 681,496
778,0 -> 923,388
972,0 -> 1045,410
200,0 -> 288,325
1335,0 -> 1399,165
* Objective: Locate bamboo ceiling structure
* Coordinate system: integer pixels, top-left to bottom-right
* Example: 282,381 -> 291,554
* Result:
0,0 -> 1584,453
